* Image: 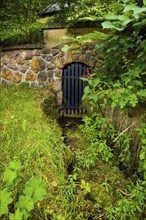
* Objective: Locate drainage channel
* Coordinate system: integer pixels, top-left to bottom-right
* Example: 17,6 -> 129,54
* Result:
59,116 -> 83,174
58,117 -> 103,220
59,116 -> 82,145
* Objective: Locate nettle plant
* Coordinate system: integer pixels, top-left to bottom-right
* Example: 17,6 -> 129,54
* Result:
0,160 -> 47,220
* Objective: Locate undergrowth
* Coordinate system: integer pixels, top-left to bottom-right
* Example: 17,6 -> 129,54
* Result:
0,84 -> 146,219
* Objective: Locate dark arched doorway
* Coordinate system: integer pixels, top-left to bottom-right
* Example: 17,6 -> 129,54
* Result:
63,62 -> 90,116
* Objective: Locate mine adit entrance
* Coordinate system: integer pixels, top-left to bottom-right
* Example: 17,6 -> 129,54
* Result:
62,62 -> 90,117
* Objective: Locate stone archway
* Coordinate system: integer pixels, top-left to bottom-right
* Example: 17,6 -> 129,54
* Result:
45,42 -> 103,107
0,42 -> 104,108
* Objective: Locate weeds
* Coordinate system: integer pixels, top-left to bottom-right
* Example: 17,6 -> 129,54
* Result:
1,85 -> 145,220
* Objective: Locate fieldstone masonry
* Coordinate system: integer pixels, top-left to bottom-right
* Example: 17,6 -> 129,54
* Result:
0,42 -> 104,105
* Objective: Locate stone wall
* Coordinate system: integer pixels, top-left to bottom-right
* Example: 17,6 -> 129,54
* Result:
44,27 -> 103,47
0,42 -> 104,105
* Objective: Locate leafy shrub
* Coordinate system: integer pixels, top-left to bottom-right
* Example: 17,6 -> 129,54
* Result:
0,21 -> 44,46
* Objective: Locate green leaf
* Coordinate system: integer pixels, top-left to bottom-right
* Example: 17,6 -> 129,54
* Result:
92,95 -> 98,102
79,15 -> 98,21
16,196 -> 34,219
123,4 -> 146,18
80,179 -> 91,192
94,78 -> 100,87
81,31 -> 107,41
102,21 -> 124,31
56,215 -> 66,220
9,209 -> 23,220
129,94 -> 138,107
84,86 -> 90,94
137,89 -> 146,98
118,15 -> 131,26
140,152 -> 145,160
3,169 -> 17,187
82,93 -> 87,100
24,177 -> 46,203
7,160 -> 22,171
123,4 -> 138,13
103,14 -> 119,21
0,188 -> 13,216
16,195 -> 34,212
3,160 -> 22,187
61,45 -> 70,52
113,82 -> 121,88
134,18 -> 146,27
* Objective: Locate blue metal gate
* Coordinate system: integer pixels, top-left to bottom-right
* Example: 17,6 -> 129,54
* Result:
63,62 -> 89,116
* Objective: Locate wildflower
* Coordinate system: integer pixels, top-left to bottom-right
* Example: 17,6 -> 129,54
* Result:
81,75 -> 86,78
87,73 -> 91,78
86,68 -> 90,73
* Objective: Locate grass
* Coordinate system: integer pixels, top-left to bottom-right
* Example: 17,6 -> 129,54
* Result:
0,84 -> 64,179
1,84 -> 145,220
0,85 -> 68,219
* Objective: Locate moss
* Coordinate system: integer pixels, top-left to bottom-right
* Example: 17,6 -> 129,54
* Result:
42,92 -> 61,120
78,161 -> 130,199
89,184 -> 112,206
63,146 -> 74,168
65,127 -> 88,151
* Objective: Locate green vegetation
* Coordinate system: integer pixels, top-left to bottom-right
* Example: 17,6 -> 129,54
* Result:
0,85 -> 66,219
0,0 -> 119,46
73,0 -> 146,218
1,160 -> 47,219
0,0 -> 80,46
1,83 -> 145,219
0,0 -> 146,219
0,0 -> 145,47
0,0 -> 49,46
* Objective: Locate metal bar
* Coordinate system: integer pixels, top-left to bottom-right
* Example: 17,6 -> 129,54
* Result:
83,65 -> 88,114
78,63 -> 82,114
63,69 -> 67,115
74,67 -> 76,115
63,63 -> 90,116
67,65 -> 71,116
74,63 -> 78,115
70,64 -> 74,115
81,65 -> 85,114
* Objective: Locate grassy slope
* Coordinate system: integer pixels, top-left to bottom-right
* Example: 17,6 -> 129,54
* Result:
0,85 -> 67,219
0,85 -> 144,220
0,84 -> 64,178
